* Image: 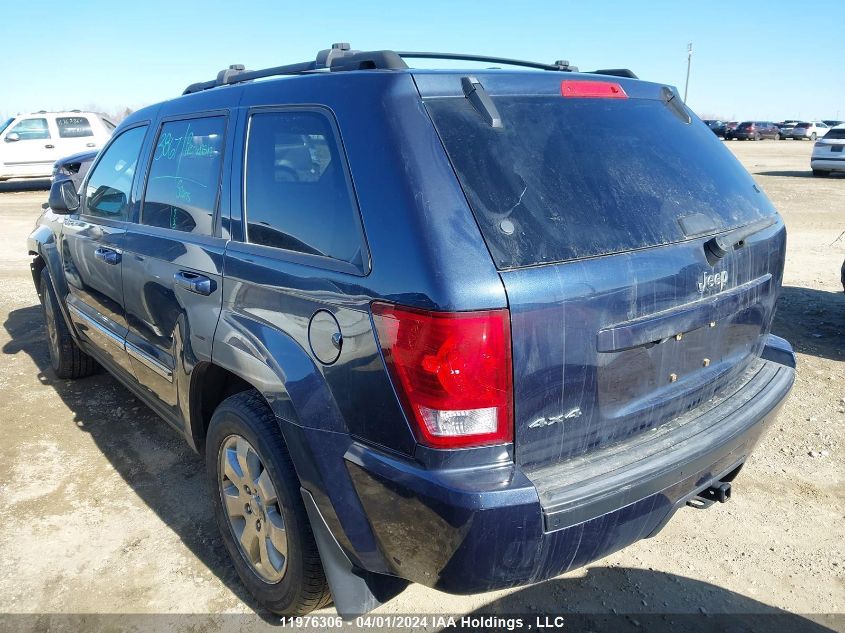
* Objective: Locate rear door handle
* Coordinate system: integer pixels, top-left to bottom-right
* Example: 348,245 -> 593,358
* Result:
45,144 -> 55,149
86,142 -> 96,148
174,271 -> 214,296
94,247 -> 122,265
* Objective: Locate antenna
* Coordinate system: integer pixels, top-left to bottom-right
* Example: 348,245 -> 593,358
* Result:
684,42 -> 693,103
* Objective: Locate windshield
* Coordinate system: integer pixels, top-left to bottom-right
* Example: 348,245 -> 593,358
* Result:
427,96 -> 776,269
0,118 -> 13,136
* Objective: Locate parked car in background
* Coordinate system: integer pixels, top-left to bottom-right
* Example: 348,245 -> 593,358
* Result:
811,125 -> 845,176
0,111 -> 114,180
723,121 -> 740,138
727,121 -> 781,140
777,121 -> 800,139
51,150 -> 98,192
27,45 -> 795,617
822,120 -> 843,127
791,121 -> 830,140
703,119 -> 726,137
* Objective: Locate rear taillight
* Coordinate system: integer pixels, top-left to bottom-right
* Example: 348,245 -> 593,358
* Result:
814,141 -> 825,148
371,302 -> 513,449
561,80 -> 627,99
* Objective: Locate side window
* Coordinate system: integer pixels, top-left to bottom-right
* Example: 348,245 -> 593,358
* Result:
57,116 -> 93,138
83,125 -> 148,220
6,117 -> 50,141
141,116 -> 226,235
244,110 -> 364,266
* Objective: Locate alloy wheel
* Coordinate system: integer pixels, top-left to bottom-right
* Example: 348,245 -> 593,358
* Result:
218,434 -> 289,583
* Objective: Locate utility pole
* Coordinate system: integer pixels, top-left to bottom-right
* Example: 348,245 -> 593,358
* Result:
684,42 -> 693,103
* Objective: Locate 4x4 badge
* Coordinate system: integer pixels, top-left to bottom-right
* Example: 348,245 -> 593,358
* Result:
528,407 -> 582,429
698,270 -> 728,293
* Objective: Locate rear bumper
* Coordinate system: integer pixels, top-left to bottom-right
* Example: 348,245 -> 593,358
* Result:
811,157 -> 845,171
339,335 -> 794,594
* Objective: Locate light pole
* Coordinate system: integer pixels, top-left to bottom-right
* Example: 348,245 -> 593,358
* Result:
684,43 -> 693,103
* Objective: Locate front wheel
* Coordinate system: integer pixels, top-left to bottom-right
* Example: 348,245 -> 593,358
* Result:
206,390 -> 332,615
39,268 -> 97,378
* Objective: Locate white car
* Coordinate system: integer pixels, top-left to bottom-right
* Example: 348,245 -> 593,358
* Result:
791,121 -> 830,140
811,124 -> 845,176
0,111 -> 115,180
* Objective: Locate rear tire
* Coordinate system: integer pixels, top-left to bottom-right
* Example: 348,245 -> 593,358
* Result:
39,268 -> 97,379
812,169 -> 829,177
810,133 -> 817,141
206,390 -> 332,616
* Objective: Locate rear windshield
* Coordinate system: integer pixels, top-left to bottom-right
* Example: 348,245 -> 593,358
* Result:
426,96 -> 776,268
795,122 -> 810,127
824,128 -> 845,139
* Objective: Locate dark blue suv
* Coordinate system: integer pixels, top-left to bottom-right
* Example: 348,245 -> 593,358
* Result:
28,45 -> 795,616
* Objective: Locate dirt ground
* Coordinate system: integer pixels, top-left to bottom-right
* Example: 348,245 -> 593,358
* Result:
0,140 -> 842,632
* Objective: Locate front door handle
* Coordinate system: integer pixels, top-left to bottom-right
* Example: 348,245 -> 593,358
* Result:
86,142 -> 96,148
174,271 -> 214,296
94,247 -> 122,265
45,144 -> 55,149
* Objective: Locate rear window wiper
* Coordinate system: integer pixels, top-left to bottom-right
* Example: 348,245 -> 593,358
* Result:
461,76 -> 503,128
704,216 -> 777,264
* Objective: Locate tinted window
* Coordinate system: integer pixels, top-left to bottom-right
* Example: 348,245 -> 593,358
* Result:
427,96 -> 776,268
142,117 -> 225,235
83,125 -> 147,220
244,110 -> 364,266
57,116 -> 93,138
8,117 -> 50,140
0,118 -> 13,135
824,128 -> 845,139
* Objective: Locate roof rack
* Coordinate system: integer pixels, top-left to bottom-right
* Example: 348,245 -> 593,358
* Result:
396,51 -> 575,72
182,44 -> 635,95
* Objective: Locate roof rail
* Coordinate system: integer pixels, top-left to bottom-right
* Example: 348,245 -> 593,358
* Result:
182,44 -> 627,95
396,51 -> 576,72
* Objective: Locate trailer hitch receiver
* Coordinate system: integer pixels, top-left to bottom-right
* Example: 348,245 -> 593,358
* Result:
686,481 -> 732,510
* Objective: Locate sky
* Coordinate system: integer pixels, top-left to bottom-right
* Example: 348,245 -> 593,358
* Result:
3,0 -> 843,122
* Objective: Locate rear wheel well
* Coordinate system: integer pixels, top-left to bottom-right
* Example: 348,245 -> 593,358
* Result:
190,363 -> 255,453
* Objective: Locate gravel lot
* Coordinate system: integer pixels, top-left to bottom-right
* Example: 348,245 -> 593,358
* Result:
0,140 -> 842,633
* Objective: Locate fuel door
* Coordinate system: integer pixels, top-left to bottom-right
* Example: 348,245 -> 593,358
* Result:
308,309 -> 342,365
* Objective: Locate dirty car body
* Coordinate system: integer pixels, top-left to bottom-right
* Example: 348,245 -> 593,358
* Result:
27,47 -> 795,616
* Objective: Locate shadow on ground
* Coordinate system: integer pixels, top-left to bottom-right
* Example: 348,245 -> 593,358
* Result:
459,567 -> 839,632
773,285 -> 845,362
1,304 -> 276,621
755,170 -> 845,178
0,179 -> 51,193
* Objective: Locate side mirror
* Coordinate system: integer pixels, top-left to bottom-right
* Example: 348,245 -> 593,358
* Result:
48,179 -> 80,214
5,132 -> 20,142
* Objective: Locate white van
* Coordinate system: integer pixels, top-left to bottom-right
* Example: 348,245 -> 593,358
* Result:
0,111 -> 115,180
